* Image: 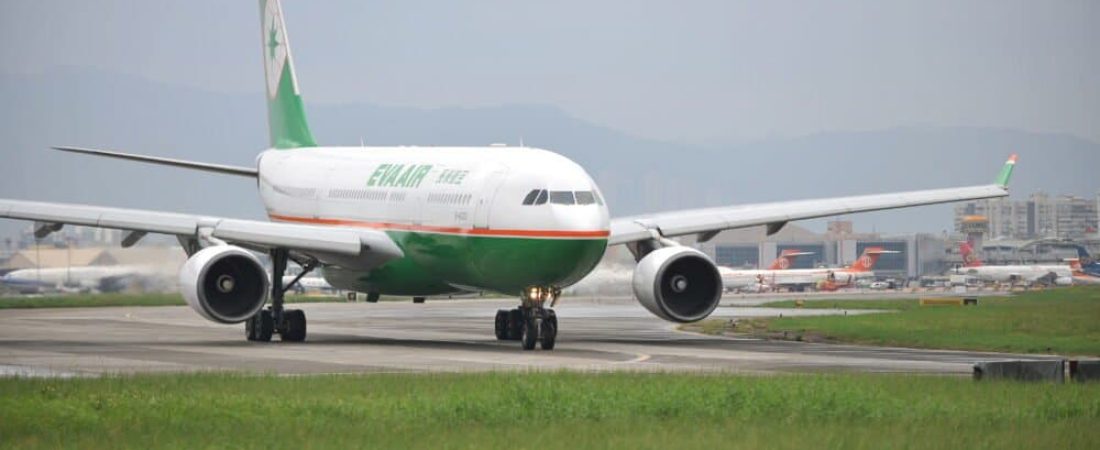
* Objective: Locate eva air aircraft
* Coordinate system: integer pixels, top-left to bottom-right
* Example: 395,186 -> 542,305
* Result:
0,0 -> 1018,350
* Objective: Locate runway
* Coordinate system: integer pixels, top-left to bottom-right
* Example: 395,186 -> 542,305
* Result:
0,296 -> 1050,376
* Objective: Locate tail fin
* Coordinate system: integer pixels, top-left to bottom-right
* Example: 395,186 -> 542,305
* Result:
1067,258 -> 1082,272
767,249 -> 813,270
1076,246 -> 1093,263
260,0 -> 317,149
959,241 -> 983,267
849,247 -> 897,272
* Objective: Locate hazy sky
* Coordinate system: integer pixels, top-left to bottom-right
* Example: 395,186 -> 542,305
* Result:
2,0 -> 1097,144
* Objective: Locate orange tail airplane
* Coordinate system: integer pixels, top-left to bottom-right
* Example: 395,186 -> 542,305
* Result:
767,249 -> 814,270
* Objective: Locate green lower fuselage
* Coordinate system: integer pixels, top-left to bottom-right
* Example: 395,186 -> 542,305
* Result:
323,231 -> 608,296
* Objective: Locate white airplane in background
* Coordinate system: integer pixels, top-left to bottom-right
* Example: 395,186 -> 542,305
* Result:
957,242 -> 1073,286
0,0 -> 1017,350
722,247 -> 895,292
280,274 -> 336,295
0,265 -> 151,294
720,249 -> 813,292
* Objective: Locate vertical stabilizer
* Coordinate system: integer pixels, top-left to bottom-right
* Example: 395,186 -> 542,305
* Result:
260,0 -> 317,149
767,249 -> 812,270
959,241 -> 983,267
849,247 -> 896,272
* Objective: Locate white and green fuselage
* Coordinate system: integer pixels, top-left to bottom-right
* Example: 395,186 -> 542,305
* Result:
257,0 -> 607,296
258,147 -> 610,296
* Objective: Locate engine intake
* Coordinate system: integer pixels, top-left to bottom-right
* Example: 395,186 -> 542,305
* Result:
632,246 -> 723,322
179,246 -> 269,324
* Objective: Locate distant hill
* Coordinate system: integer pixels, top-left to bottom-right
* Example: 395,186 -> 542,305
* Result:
1,68 -> 1097,238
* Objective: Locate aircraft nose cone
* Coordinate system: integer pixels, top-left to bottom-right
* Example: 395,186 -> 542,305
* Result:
550,205 -> 608,234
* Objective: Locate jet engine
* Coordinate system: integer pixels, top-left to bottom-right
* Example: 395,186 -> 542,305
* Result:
632,246 -> 723,323
1054,276 -> 1074,286
179,246 -> 269,324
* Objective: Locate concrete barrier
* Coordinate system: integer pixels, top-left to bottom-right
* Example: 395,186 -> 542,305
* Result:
1070,360 -> 1100,382
973,360 -> 1065,382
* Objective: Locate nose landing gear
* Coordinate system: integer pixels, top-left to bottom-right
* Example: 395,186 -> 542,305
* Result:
495,286 -> 560,350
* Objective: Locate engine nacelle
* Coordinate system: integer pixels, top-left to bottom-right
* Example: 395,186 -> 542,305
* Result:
1054,276 -> 1074,286
632,246 -> 723,323
179,246 -> 270,324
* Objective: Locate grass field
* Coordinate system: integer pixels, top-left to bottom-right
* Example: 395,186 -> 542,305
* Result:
1,372 -> 1097,449
699,287 -> 1100,356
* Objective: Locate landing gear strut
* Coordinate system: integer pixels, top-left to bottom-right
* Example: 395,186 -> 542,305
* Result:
246,248 -> 313,343
495,286 -> 559,350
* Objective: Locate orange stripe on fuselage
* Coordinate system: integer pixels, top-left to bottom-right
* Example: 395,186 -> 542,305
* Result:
268,214 -> 610,239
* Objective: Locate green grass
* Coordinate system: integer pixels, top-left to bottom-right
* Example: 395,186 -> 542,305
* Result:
720,287 -> 1100,356
1,372 -> 1097,449
0,293 -> 352,309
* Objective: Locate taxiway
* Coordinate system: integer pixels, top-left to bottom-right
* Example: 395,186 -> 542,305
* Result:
0,296 -> 1049,376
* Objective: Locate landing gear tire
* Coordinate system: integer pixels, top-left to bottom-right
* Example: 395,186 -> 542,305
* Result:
245,248 -> 315,343
413,297 -> 426,304
521,316 -> 539,350
540,310 -> 557,350
246,309 -> 274,342
281,309 -> 307,342
506,309 -> 524,340
494,309 -> 509,340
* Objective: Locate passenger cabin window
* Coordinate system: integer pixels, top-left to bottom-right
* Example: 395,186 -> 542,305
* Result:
549,191 -> 575,205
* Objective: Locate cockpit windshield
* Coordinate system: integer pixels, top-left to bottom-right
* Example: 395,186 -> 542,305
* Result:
522,189 -> 602,206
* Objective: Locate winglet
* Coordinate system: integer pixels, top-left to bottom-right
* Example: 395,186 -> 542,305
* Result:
995,153 -> 1018,188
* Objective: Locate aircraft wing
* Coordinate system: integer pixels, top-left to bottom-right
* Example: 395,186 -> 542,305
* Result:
608,155 -> 1017,246
0,199 -> 404,264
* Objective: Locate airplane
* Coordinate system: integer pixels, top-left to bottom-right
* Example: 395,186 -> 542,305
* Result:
719,249 -> 813,293
0,265 -> 151,294
281,274 -> 337,295
0,0 -> 1017,350
957,241 -> 1073,286
1067,246 -> 1100,284
722,246 -> 894,293
1072,246 -> 1100,277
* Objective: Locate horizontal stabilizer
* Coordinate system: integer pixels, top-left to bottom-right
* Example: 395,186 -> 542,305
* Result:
53,146 -> 258,178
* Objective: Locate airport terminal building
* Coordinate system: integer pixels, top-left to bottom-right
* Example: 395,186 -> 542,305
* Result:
692,221 -> 948,280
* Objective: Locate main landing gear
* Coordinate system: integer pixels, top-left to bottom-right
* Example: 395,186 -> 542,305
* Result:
246,248 -> 313,343
495,286 -> 560,350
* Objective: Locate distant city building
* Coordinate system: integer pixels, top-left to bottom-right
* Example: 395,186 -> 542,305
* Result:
954,192 -> 1099,239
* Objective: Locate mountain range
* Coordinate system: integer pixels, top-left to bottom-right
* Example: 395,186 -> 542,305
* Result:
1,68 -> 1097,239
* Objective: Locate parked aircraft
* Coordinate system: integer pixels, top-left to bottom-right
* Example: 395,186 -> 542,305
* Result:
723,247 -> 895,292
957,242 -> 1073,286
1068,247 -> 1100,284
0,265 -> 151,294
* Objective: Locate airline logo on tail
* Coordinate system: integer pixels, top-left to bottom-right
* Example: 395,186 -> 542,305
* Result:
848,247 -> 893,272
959,241 -> 983,267
767,249 -> 812,270
263,0 -> 291,98
260,0 -> 316,149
